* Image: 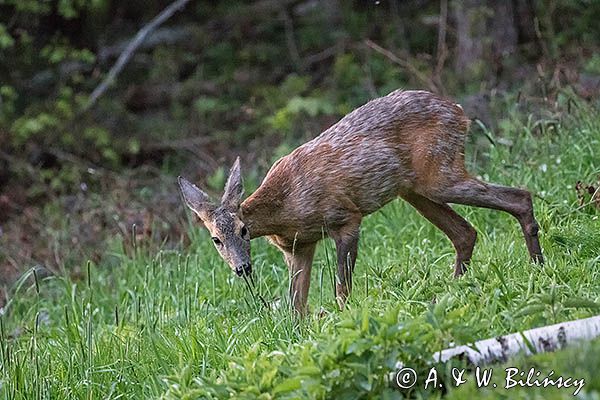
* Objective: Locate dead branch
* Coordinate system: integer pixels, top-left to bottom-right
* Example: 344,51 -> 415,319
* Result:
364,39 -> 438,93
84,0 -> 192,111
0,150 -> 37,178
434,0 -> 448,94
304,42 -> 346,66
141,136 -> 213,152
226,0 -> 302,22
97,25 -> 198,64
124,81 -> 219,111
281,6 -> 303,72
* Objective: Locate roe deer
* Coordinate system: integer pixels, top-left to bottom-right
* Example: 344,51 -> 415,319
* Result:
178,89 -> 544,314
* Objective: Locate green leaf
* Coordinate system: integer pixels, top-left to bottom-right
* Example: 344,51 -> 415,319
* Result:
361,308 -> 369,332
296,366 -> 321,376
0,24 -> 15,49
128,139 -> 141,154
337,319 -> 356,329
58,0 -> 79,19
513,304 -> 546,318
563,297 -> 600,309
272,377 -> 302,394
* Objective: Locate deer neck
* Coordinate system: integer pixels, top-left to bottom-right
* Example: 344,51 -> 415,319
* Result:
240,186 -> 284,239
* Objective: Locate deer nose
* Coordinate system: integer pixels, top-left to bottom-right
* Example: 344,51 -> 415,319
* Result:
235,263 -> 252,276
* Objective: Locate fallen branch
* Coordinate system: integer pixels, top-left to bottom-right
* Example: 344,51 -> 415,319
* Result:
391,315 -> 600,388
84,0 -> 191,111
97,25 -> 198,64
433,315 -> 600,365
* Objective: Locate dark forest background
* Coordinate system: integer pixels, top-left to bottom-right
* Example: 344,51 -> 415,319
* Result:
1,0 -> 599,302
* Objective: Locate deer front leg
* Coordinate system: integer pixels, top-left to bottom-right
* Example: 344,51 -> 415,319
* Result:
283,243 -> 317,315
332,222 -> 360,310
400,191 -> 477,277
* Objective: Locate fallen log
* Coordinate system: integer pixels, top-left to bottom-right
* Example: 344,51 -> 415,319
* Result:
432,315 -> 600,365
391,315 -> 600,390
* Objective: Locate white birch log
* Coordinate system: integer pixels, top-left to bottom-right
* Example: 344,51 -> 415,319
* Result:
431,315 -> 600,365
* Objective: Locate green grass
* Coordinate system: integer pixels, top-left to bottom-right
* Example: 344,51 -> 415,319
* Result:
1,101 -> 600,399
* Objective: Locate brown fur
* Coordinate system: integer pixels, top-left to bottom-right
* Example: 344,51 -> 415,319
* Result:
180,89 -> 543,314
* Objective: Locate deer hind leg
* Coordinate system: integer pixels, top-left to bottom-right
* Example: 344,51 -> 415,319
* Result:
283,242 -> 317,315
400,191 -> 477,277
331,220 -> 360,310
420,178 -> 544,264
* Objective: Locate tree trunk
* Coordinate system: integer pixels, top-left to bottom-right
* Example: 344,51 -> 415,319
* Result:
453,0 -> 518,86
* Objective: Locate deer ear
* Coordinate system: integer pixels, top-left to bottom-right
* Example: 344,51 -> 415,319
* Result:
178,176 -> 213,219
221,156 -> 244,211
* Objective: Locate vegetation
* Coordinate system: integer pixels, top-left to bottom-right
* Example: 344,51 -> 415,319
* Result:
1,97 -> 599,398
1,0 -> 600,398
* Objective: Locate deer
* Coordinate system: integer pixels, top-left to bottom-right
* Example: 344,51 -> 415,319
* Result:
178,89 -> 544,315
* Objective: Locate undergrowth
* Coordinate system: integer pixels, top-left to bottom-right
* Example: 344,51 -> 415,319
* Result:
0,97 -> 599,399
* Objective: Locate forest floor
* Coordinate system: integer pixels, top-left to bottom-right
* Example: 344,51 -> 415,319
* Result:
0,97 -> 599,399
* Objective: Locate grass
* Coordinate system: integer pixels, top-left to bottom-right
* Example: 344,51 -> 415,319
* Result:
1,99 -> 599,399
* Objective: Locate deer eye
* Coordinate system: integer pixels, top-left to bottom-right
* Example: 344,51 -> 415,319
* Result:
212,237 -> 222,246
240,226 -> 249,240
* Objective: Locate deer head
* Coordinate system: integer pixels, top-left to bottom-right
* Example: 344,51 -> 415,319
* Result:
178,157 -> 252,276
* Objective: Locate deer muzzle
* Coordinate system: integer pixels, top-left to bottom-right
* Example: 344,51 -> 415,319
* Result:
235,262 -> 252,276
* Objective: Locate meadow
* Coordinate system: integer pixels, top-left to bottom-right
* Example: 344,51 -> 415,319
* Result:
1,97 -> 599,399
